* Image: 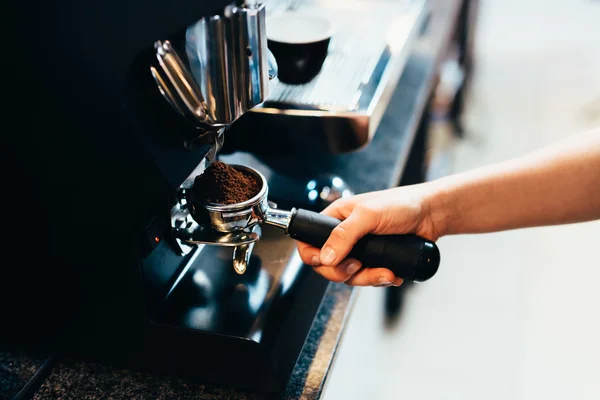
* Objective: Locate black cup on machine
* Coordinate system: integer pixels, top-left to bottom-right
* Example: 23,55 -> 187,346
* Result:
267,13 -> 334,84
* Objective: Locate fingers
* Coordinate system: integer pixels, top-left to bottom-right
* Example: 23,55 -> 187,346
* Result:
312,261 -> 403,287
320,201 -> 350,220
345,268 -> 403,287
300,241 -> 404,287
297,196 -> 402,287
297,241 -> 321,266
298,237 -> 363,282
312,258 -> 361,283
318,208 -> 377,267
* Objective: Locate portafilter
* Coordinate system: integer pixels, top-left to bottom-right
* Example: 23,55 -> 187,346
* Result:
187,165 -> 440,282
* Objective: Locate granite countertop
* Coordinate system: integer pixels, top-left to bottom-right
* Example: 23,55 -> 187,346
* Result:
2,283 -> 353,400
1,0 -> 465,398
0,353 -> 47,400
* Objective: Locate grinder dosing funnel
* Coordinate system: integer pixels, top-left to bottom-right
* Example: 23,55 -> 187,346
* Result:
185,165 -> 440,283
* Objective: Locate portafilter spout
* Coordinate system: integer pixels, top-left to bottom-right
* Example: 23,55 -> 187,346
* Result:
188,166 -> 441,283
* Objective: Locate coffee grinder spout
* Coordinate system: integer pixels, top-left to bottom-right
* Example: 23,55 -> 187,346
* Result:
152,1 -> 276,141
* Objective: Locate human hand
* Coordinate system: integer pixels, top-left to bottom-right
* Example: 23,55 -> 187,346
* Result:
296,184 -> 444,287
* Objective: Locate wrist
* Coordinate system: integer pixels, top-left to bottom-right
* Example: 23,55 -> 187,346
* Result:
425,179 -> 457,239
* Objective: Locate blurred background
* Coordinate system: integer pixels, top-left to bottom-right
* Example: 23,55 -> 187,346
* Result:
323,0 -> 600,399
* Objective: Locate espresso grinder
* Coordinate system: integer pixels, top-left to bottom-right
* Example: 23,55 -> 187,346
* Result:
3,0 -> 439,394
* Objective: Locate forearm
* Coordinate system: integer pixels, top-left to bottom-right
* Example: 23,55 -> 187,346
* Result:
430,127 -> 600,236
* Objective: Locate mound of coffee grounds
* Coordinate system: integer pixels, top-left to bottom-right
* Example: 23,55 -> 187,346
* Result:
192,161 -> 261,205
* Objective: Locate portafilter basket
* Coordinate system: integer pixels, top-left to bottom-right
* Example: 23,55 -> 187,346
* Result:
188,165 -> 441,282
187,165 -> 274,233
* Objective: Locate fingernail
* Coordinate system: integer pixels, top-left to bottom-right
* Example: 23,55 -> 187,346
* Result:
345,262 -> 360,275
310,255 -> 320,266
320,247 -> 336,265
392,278 -> 404,287
378,277 -> 392,285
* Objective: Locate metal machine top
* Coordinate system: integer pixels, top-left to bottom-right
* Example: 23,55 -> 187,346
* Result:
251,0 -> 429,152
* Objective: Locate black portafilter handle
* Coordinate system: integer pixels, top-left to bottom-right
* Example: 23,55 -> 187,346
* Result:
287,208 -> 440,282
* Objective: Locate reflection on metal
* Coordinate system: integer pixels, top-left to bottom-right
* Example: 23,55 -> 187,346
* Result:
232,226 -> 261,274
155,40 -> 208,123
174,225 -> 260,247
170,2 -> 274,127
262,207 -> 293,231
151,1 -> 278,142
166,245 -> 204,298
233,244 -> 251,274
172,192 -> 260,249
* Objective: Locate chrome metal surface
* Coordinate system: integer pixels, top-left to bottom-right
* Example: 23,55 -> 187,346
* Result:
170,195 -> 198,255
152,2 -> 277,137
262,208 -> 293,231
267,50 -> 279,80
251,0 -> 429,153
155,40 -> 208,123
232,225 -> 261,274
174,224 -> 260,246
225,2 -> 272,114
171,166 -> 263,252
182,2 -> 275,127
150,66 -> 186,117
188,165 -> 296,235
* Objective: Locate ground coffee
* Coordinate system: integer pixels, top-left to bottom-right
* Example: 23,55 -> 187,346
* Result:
192,161 -> 261,205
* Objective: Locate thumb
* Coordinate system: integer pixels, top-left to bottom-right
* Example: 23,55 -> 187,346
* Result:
319,207 -> 377,266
